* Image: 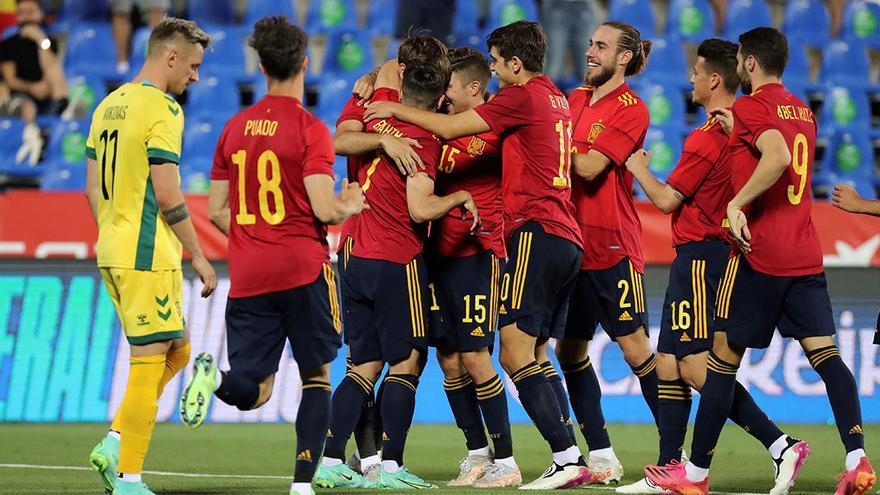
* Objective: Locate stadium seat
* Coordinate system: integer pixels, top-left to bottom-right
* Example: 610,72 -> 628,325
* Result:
322,30 -> 375,80
666,0 -> 714,43
819,85 -> 872,136
181,117 -> 224,174
306,0 -> 358,34
188,0 -> 236,26
819,39 -> 872,89
33,119 -> 89,188
723,0 -> 772,41
316,77 -> 354,116
65,74 -> 107,117
367,0 -> 398,36
64,23 -> 118,79
453,0 -> 482,42
783,0 -> 831,49
487,0 -> 538,31
186,75 -> 240,118
608,0 -> 656,38
58,0 -> 107,23
816,131 -> 876,196
782,43 -> 816,98
634,81 -> 686,128
842,0 -> 880,49
245,0 -> 296,27
644,125 -> 684,180
200,25 -> 248,77
128,28 -> 152,73
638,37 -> 687,86
0,118 -> 43,180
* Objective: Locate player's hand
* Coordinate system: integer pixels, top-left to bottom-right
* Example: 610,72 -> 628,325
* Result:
192,255 -> 217,298
708,107 -> 734,135
381,134 -> 423,177
625,149 -> 651,173
352,74 -> 376,105
460,192 -> 481,234
726,204 -> 752,253
364,101 -> 399,121
19,24 -> 47,42
831,183 -> 865,214
341,178 -> 369,213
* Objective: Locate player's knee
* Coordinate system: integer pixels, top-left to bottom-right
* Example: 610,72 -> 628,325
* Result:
461,349 -> 494,382
618,329 -> 652,366
679,363 -> 705,390
389,348 -> 423,376
437,352 -> 466,377
555,338 -> 588,365
248,375 -> 276,410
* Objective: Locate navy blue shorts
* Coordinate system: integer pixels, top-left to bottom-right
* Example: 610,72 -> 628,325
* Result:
715,255 -> 836,349
657,240 -> 728,359
225,265 -> 343,380
427,250 -> 504,353
342,255 -> 430,365
565,257 -> 649,341
498,222 -> 582,340
338,236 -> 355,273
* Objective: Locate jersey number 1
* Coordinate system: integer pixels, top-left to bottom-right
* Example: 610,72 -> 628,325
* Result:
231,149 -> 286,225
99,129 -> 119,200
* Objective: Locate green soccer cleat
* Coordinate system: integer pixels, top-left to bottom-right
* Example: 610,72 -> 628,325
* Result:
314,463 -> 367,488
179,352 -> 217,429
379,467 -> 438,489
112,479 -> 155,495
89,434 -> 119,493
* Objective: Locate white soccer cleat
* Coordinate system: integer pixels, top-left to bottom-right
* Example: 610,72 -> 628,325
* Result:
586,454 -> 624,484
474,462 -> 522,488
519,460 -> 591,490
616,476 -> 669,494
770,439 -> 810,495
448,454 -> 491,486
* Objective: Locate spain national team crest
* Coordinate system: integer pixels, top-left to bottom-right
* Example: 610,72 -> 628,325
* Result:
588,123 -> 605,143
467,136 -> 487,155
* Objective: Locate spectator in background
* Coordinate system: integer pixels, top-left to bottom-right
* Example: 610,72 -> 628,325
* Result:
542,0 -> 600,86
0,0 -> 69,165
395,0 -> 454,44
111,0 -> 169,74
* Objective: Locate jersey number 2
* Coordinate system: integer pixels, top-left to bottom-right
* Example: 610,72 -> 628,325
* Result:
231,149 -> 285,225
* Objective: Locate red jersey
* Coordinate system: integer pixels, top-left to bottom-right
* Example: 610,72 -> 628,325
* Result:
211,95 -> 334,298
728,83 -> 822,276
666,117 -> 734,247
567,83 -> 648,272
473,75 -> 582,248
430,130 -> 505,258
352,113 -> 442,264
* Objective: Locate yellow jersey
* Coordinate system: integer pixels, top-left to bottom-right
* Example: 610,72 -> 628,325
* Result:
86,81 -> 184,271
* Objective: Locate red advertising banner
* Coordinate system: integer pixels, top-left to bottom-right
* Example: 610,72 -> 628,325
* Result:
2,190 -> 879,266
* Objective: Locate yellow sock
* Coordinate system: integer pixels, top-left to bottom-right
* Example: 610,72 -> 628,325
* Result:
158,343 -> 191,395
117,354 -> 165,475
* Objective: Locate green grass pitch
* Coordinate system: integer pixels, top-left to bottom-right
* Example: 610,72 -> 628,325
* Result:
0,423 -> 876,494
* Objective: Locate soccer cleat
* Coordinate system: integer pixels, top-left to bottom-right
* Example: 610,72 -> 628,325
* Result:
616,476 -> 670,494
769,438 -> 810,495
179,352 -> 217,429
89,434 -> 119,493
586,454 -> 624,484
834,457 -> 876,495
314,463 -> 367,488
644,461 -> 709,495
112,479 -> 155,495
379,467 -> 438,489
362,463 -> 382,488
448,454 -> 491,486
346,452 -> 362,474
519,458 -> 592,490
289,485 -> 315,495
473,462 -> 522,488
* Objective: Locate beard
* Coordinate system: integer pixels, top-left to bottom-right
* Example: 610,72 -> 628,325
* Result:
738,67 -> 752,95
584,63 -> 615,87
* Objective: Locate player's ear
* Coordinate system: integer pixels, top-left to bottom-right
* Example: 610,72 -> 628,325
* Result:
469,80 -> 481,98
435,94 -> 444,110
301,55 -> 309,76
618,49 -> 633,70
257,62 -> 266,76
509,55 -> 522,74
166,47 -> 178,68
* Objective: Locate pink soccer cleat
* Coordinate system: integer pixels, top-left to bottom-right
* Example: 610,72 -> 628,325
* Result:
644,461 -> 708,495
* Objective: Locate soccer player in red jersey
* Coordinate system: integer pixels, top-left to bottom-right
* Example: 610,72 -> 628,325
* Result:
426,47 -> 520,488
645,28 -> 875,495
366,21 -> 592,489
321,60 -> 480,490
178,17 -> 367,495
622,39 -> 806,495
558,22 -> 653,484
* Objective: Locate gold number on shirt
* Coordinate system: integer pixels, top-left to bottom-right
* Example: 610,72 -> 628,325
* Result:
787,133 -> 809,205
462,294 -> 488,324
231,149 -> 286,225
439,144 -> 460,173
362,157 -> 381,192
617,279 -> 632,309
553,119 -> 573,188
670,301 -> 692,330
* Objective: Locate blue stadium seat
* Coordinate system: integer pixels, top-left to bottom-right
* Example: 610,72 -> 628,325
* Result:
367,0 -> 398,36
58,0 -> 107,23
323,30 -> 375,79
634,81 -> 686,128
188,0 -> 236,26
34,119 -> 90,187
723,0 -> 772,41
666,0 -> 714,43
842,0 -> 880,49
65,73 -> 107,116
0,118 -> 42,179
186,75 -> 240,118
817,131 -> 876,195
41,161 -> 87,190
643,125 -> 684,181
182,117 -> 224,173
201,25 -> 248,77
453,0 -> 482,42
820,39 -> 872,89
64,23 -> 118,79
782,43 -> 816,97
783,0 -> 831,49
487,0 -> 538,31
245,0 -> 296,27
128,28 -> 152,73
639,37 -> 687,86
306,0 -> 358,34
819,85 -> 872,136
316,78 -> 355,116
608,0 -> 656,38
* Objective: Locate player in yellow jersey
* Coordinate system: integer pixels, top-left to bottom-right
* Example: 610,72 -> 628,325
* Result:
84,17 -> 216,495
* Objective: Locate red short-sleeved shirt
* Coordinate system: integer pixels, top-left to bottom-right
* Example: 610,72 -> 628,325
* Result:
666,118 -> 734,246
473,75 -> 582,248
567,83 -> 648,272
211,95 -> 334,298
430,130 -> 505,258
728,83 -> 822,276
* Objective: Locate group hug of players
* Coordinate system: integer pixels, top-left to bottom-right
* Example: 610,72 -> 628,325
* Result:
82,11 -> 877,495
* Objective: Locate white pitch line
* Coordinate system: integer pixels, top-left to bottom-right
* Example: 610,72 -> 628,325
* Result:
0,463 -> 291,480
